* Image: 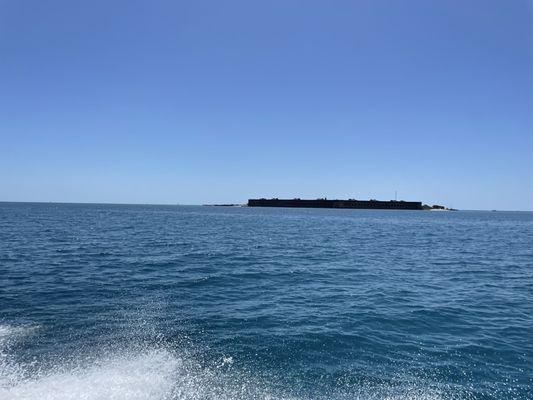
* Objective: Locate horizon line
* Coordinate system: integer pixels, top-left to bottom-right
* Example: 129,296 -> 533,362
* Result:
1,200 -> 532,212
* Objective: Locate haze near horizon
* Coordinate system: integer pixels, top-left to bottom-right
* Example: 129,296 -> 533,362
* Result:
1,1 -> 532,210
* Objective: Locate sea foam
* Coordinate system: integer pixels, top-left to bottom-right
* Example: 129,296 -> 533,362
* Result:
1,350 -> 178,400
0,324 -> 176,400
0,324 -> 450,400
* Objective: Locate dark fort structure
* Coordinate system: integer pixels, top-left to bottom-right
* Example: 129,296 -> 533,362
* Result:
247,198 -> 423,210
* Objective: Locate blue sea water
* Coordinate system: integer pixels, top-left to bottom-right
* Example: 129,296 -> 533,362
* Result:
0,202 -> 532,400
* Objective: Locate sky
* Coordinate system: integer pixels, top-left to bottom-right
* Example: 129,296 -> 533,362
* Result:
1,0 -> 532,210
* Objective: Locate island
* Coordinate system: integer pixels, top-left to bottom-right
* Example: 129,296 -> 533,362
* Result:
247,198 -> 424,210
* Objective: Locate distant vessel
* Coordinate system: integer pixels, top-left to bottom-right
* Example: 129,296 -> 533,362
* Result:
248,198 -> 423,210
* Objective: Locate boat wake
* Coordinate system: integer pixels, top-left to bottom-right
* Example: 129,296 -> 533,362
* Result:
0,324 -> 455,400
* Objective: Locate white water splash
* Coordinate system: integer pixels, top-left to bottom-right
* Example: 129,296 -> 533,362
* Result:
0,324 -> 178,400
0,324 -> 451,400
1,349 -> 179,400
0,324 -> 36,347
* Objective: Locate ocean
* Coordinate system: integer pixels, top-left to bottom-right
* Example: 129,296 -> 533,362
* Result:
0,202 -> 531,400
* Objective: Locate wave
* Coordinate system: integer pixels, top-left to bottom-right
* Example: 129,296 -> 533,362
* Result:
0,324 -> 452,400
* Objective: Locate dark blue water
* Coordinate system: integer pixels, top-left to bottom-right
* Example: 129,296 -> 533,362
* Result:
1,203 -> 532,400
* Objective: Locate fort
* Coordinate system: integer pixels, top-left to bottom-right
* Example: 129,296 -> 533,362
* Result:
247,198 -> 423,210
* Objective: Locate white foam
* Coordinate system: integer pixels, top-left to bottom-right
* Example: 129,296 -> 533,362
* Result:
0,349 -> 179,400
0,324 -> 451,400
0,324 -> 35,347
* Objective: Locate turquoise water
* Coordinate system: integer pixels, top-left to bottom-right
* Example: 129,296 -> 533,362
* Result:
0,203 -> 532,399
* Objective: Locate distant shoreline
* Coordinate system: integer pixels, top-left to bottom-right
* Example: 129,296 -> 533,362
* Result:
247,198 -> 425,211
1,201 -> 531,212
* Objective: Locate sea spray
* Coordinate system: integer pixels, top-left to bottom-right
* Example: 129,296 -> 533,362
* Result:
0,322 -> 465,400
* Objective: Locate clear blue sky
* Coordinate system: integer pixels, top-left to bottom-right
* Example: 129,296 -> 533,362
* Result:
1,0 -> 532,210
